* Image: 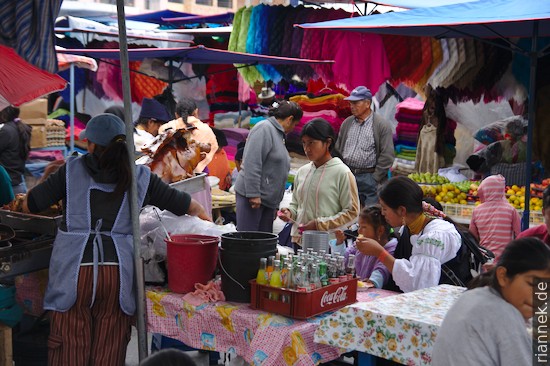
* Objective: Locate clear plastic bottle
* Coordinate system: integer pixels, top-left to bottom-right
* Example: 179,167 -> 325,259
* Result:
346,254 -> 356,280
266,255 -> 275,282
337,256 -> 347,282
269,259 -> 282,300
256,257 -> 268,285
310,264 -> 322,290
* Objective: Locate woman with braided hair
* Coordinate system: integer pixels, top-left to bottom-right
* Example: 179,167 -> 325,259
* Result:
22,114 -> 209,365
355,176 -> 462,293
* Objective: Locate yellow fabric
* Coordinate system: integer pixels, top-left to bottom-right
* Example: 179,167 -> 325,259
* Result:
408,213 -> 427,235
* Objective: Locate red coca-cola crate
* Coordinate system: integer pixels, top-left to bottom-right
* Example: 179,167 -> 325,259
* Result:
249,278 -> 357,319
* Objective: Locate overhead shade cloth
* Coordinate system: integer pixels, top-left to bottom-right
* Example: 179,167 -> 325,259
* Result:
0,0 -> 63,73
56,48 -> 99,72
0,45 -> 67,110
161,12 -> 235,26
126,10 -> 196,24
364,0 -> 478,8
297,0 -> 550,38
56,45 -> 334,65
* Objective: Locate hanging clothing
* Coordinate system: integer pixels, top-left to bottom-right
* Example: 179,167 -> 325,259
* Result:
415,124 -> 445,173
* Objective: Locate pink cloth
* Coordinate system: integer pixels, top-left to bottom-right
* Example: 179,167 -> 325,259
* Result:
395,97 -> 425,114
319,31 -> 391,93
182,281 -> 225,306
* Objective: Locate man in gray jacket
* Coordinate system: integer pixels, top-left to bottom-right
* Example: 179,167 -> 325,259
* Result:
335,86 -> 395,206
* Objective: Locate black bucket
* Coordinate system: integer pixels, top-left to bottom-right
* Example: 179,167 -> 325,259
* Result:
220,231 -> 278,303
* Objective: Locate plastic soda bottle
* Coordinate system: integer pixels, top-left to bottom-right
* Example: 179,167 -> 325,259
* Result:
256,257 -> 268,285
346,254 -> 356,280
266,255 -> 275,282
319,261 -> 329,286
269,259 -> 282,300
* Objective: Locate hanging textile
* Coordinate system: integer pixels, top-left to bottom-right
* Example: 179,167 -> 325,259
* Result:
0,0 -> 62,73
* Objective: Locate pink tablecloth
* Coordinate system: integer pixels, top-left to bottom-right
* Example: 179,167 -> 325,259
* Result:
146,287 -> 397,366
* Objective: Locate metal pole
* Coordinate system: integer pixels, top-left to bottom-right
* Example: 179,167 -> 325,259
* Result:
522,21 -> 538,230
70,63 -> 75,155
116,0 -> 149,361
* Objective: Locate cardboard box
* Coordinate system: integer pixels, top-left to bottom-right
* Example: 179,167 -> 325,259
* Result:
22,118 -> 64,149
19,99 -> 48,120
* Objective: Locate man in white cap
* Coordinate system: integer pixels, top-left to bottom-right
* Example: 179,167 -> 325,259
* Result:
335,86 -> 395,205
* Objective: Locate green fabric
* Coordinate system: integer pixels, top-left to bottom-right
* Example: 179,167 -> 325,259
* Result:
0,286 -> 22,327
228,7 -> 244,52
48,108 -> 70,119
236,6 -> 263,85
0,166 -> 14,205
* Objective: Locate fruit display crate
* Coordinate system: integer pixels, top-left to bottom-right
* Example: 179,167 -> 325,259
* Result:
249,278 -> 357,319
441,203 -> 544,225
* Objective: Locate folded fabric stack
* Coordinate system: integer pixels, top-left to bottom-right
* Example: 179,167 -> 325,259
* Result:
393,98 -> 425,175
287,93 -> 351,154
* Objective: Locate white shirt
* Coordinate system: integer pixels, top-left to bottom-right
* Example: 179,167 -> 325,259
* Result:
134,128 -> 155,152
393,219 -> 462,293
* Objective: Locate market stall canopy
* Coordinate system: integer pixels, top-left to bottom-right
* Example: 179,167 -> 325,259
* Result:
297,0 -> 550,39
56,47 -> 98,72
56,45 -> 334,65
163,26 -> 233,36
0,45 -> 67,110
126,10 -> 196,25
161,12 -> 234,26
55,16 -> 193,46
367,0 -> 478,8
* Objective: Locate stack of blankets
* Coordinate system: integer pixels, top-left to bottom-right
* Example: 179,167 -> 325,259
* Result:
393,98 -> 425,176
286,93 -> 351,154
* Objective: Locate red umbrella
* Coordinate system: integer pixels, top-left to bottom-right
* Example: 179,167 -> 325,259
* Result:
0,44 -> 67,111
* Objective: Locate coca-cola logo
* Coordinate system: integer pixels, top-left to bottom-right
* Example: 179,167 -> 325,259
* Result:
320,286 -> 348,308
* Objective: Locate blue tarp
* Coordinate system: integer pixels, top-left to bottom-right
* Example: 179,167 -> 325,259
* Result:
56,45 -> 333,65
369,0 -> 478,9
297,0 -> 550,38
126,10 -> 196,24
161,12 -> 234,26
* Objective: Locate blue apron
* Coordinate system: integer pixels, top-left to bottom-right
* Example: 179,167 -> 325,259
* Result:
44,156 -> 150,315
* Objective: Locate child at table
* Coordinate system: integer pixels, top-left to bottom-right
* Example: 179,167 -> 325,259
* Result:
432,237 -> 550,366
331,205 -> 397,288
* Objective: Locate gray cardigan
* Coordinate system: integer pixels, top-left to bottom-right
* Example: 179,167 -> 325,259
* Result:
235,117 -> 291,209
335,112 -> 395,183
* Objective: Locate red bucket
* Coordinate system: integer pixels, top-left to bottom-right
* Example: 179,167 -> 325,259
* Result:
165,234 -> 219,294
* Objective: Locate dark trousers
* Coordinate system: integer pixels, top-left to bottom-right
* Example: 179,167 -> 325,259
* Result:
236,193 -> 276,233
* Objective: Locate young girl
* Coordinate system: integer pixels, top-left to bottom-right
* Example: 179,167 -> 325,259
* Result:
432,237 -> 550,365
331,205 -> 398,288
355,176 -> 462,293
278,118 -> 360,245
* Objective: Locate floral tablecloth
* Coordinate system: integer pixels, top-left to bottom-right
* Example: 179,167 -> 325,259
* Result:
314,285 -> 465,366
146,287 -> 396,366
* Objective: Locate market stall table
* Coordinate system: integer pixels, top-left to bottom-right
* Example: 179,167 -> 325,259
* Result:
314,285 -> 465,366
146,287 -> 397,365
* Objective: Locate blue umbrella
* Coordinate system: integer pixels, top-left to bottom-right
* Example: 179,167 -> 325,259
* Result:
298,0 -> 550,229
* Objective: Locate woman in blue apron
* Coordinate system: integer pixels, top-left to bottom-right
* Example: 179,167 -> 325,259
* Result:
23,114 -> 210,366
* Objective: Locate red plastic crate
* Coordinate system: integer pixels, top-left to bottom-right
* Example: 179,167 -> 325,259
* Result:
249,278 -> 357,319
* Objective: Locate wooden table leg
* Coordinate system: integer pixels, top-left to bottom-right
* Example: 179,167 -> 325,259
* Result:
0,324 -> 12,366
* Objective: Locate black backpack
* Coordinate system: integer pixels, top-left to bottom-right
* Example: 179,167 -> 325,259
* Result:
440,226 -> 495,287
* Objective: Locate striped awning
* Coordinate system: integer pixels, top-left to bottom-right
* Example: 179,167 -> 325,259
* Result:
0,0 -> 63,73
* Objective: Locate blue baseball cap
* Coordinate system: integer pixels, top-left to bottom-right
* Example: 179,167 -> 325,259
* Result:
344,86 -> 373,101
80,113 -> 126,146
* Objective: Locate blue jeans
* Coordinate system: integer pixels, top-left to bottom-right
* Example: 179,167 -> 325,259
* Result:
12,175 -> 27,194
354,172 -> 378,207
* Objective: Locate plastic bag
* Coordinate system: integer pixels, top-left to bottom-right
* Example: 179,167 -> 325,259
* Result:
139,206 -> 236,261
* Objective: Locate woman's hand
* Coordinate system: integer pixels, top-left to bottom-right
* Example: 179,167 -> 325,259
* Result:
299,220 -> 317,232
334,229 -> 346,245
187,199 -> 212,222
355,237 -> 384,256
249,197 -> 261,209
277,208 -> 292,222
